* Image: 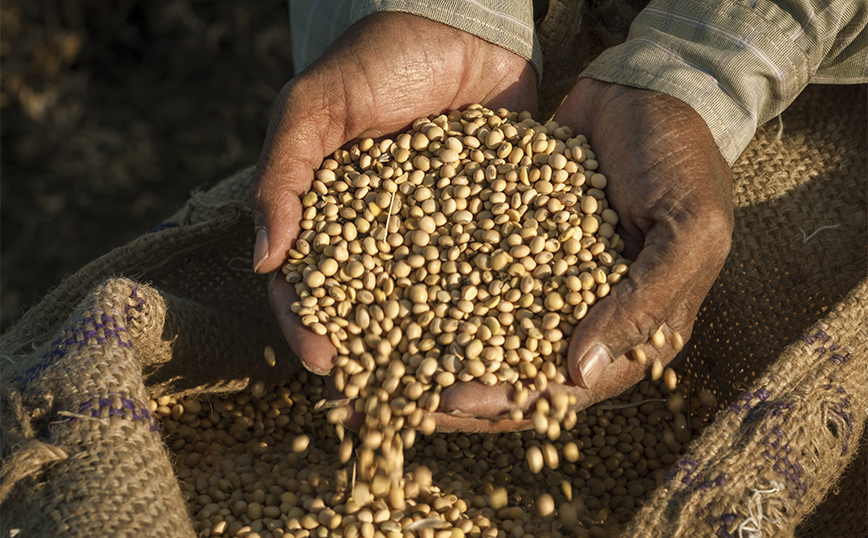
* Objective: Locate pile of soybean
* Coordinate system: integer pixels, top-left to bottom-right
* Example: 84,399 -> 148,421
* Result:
281,105 -> 657,501
154,105 -> 715,537
157,370 -> 719,538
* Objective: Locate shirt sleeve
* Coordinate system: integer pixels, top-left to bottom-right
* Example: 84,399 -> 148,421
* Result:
350,0 -> 543,81
290,0 -> 356,75
580,0 -> 868,164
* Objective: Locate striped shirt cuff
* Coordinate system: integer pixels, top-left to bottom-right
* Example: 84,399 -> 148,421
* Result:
581,0 -> 817,164
350,0 -> 543,81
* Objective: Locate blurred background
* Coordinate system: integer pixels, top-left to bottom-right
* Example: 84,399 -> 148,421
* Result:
1,0 -> 295,331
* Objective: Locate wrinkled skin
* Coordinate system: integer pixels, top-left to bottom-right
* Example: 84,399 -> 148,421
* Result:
251,13 -> 733,432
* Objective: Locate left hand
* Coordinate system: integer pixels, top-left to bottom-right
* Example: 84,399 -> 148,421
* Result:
255,13 -> 539,432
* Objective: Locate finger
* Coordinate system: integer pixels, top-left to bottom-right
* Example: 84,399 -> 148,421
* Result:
567,208 -> 728,390
430,382 -> 537,432
268,272 -> 336,375
437,381 -> 520,420
320,378 -> 365,432
426,411 -> 531,434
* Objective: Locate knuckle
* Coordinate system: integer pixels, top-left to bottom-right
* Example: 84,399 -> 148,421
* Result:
696,203 -> 734,264
626,309 -> 667,343
608,281 -> 667,342
700,200 -> 734,236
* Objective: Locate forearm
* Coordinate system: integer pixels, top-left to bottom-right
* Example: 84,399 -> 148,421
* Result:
580,0 -> 868,164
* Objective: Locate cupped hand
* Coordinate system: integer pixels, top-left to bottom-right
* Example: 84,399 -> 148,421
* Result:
437,78 -> 734,423
251,12 -> 537,428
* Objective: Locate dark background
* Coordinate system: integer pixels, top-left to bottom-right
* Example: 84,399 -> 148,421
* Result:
1,0 -> 295,331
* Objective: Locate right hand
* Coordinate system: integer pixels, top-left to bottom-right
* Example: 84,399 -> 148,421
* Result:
251,13 -> 537,402
436,79 -> 734,423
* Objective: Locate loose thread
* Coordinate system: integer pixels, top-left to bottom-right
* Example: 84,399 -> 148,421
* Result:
0,441 -> 69,503
56,411 -> 101,422
737,480 -> 785,538
800,224 -> 841,243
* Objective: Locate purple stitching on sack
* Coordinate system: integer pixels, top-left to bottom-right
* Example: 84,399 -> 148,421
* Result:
13,285 -> 146,387
149,222 -> 179,233
800,329 -> 830,345
729,387 -> 771,414
667,458 -> 727,493
127,283 -> 146,321
705,501 -> 738,538
13,345 -> 64,384
759,403 -> 808,504
769,402 -> 794,417
13,316 -> 133,385
829,353 -> 851,365
66,315 -> 131,346
801,329 -> 851,365
827,395 -> 854,454
698,474 -> 728,490
666,458 -> 698,482
815,342 -> 840,357
71,394 -> 160,432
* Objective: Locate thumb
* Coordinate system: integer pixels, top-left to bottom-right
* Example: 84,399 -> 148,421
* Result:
567,218 -> 723,391
250,74 -> 351,274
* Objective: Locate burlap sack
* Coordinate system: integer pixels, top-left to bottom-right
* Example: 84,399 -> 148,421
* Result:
0,180 -> 302,536
1,13 -> 865,536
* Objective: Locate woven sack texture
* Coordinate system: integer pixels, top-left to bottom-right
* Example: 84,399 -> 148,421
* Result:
0,280 -> 197,537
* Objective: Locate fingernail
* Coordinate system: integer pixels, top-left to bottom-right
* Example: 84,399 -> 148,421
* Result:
301,360 -> 332,377
253,227 -> 269,273
579,346 -> 611,389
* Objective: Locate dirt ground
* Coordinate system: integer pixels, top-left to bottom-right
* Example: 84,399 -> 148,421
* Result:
1,0 -> 296,331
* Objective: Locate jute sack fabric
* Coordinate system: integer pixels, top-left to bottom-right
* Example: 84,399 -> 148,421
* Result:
1,40 -> 865,538
0,183 -> 299,537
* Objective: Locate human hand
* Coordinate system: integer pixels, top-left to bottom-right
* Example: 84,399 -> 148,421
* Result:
436,78 -> 733,422
251,13 -> 537,429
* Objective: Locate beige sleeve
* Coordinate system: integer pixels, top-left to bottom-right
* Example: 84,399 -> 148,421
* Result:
290,0 -> 356,75
350,0 -> 543,80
